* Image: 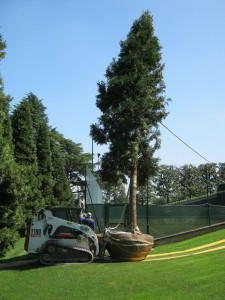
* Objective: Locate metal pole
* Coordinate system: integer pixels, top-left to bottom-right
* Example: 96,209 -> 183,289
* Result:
92,138 -> 94,171
146,180 -> 149,234
206,166 -> 210,226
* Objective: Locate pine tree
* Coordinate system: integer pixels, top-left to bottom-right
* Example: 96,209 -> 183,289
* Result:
36,121 -> 54,205
50,129 -> 74,205
0,34 -> 26,254
26,93 -> 55,205
26,92 -> 48,140
11,99 -> 43,214
91,11 -> 169,231
12,99 -> 37,164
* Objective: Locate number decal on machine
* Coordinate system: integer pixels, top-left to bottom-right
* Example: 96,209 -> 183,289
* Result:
31,229 -> 41,237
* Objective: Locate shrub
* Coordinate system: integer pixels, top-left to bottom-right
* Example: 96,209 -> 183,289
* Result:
0,227 -> 19,257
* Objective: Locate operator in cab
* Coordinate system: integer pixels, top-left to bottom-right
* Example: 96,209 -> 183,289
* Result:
79,212 -> 96,231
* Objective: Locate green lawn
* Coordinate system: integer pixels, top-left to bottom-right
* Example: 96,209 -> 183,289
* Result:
1,230 -> 225,300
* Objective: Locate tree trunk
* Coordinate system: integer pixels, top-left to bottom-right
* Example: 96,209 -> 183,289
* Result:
128,162 -> 138,231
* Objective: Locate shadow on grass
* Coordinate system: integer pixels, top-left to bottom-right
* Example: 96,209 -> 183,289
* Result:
0,254 -> 123,271
0,253 -> 36,263
0,254 -> 44,271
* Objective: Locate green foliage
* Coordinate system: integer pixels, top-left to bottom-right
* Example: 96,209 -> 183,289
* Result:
217,163 -> 225,182
36,121 -> 54,203
91,11 -> 169,187
0,42 -> 25,254
10,92 -> 92,209
150,163 -> 225,204
0,34 -> 6,61
26,92 -> 48,137
0,90 -> 13,154
50,129 -> 74,205
99,177 -> 127,203
152,165 -> 179,203
60,136 -> 92,179
0,228 -> 19,257
12,99 -> 37,165
0,34 -> 6,88
11,98 -> 44,213
91,11 -> 169,229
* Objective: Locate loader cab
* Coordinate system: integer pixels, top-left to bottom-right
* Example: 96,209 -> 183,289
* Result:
51,207 -> 82,223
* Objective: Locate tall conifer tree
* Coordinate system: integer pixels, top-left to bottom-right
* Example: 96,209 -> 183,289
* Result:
91,11 -> 169,231
26,93 -> 55,205
0,34 -> 26,254
36,121 -> 54,204
50,129 -> 74,204
11,99 -> 43,213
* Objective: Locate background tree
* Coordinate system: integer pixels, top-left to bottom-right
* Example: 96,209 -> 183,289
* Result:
25,93 -> 55,204
60,137 -> 92,181
91,11 -> 169,231
0,34 -> 26,255
153,165 -> 180,204
11,99 -> 43,215
217,163 -> 225,186
179,165 -> 199,200
26,92 -> 48,139
12,99 -> 37,165
198,163 -> 218,197
36,121 -> 54,205
206,163 -> 218,194
50,129 -> 74,205
100,179 -> 127,204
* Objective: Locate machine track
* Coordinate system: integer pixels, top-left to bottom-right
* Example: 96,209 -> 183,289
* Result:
39,241 -> 94,265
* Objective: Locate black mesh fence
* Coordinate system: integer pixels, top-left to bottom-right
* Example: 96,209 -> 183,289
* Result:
86,203 -> 225,237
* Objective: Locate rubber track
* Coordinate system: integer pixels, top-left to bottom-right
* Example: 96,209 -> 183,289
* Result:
39,242 -> 94,265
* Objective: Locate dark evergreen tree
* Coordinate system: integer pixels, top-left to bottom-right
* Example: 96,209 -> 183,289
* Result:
11,99 -> 43,214
0,34 -> 26,255
90,11 -> 169,231
26,92 -> 48,140
36,121 -> 54,205
50,129 -> 74,205
25,93 -> 56,205
12,100 -> 37,164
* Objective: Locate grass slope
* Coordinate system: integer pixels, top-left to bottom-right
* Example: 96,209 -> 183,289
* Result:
1,230 -> 225,300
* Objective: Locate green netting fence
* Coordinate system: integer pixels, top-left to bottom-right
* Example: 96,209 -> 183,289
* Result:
85,165 -> 103,205
86,203 -> 225,237
84,166 -> 225,237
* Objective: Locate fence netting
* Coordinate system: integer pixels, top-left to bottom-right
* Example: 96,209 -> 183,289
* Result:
86,203 -> 225,237
85,165 -> 103,205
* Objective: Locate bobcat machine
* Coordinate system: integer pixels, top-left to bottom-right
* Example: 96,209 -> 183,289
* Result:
24,207 -> 101,265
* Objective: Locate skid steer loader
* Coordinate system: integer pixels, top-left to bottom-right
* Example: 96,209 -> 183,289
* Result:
24,207 -> 100,265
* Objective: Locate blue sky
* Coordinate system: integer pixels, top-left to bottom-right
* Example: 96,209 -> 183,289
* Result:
0,0 -> 225,166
